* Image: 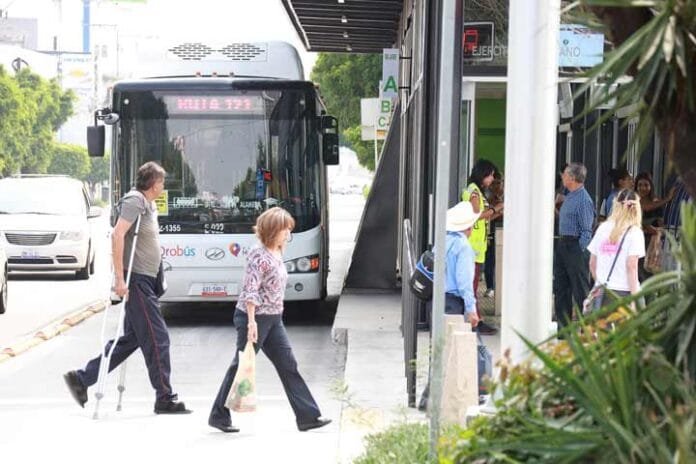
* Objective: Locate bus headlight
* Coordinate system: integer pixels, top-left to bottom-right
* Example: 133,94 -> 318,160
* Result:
296,257 -> 312,272
284,255 -> 319,273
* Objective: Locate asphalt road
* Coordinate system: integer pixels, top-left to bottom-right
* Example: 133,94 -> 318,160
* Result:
0,192 -> 367,463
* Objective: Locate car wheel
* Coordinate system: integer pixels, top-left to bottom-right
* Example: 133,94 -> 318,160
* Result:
0,267 -> 7,314
89,254 -> 95,275
76,248 -> 90,280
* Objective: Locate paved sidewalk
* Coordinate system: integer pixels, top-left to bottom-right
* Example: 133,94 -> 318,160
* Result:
332,289 -> 502,463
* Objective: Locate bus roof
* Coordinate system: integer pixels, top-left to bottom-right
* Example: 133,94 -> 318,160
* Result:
135,41 -> 305,80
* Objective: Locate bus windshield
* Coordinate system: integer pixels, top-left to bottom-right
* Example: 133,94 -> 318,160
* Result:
117,89 -> 320,233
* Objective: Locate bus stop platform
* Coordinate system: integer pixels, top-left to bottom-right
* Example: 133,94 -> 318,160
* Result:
332,288 -> 502,463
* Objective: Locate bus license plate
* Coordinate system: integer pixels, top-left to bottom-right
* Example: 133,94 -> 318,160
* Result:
201,284 -> 227,297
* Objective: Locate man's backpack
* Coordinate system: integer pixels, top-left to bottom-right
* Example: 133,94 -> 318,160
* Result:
409,250 -> 434,301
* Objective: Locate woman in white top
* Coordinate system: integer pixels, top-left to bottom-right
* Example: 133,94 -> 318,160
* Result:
587,189 -> 645,309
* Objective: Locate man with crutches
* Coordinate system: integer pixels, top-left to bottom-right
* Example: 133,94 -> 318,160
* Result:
64,162 -> 191,416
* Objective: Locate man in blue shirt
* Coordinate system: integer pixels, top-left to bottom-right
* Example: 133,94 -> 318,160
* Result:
554,162 -> 595,330
442,202 -> 481,325
418,201 -> 481,411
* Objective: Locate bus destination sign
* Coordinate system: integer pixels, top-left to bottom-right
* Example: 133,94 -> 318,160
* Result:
163,95 -> 264,114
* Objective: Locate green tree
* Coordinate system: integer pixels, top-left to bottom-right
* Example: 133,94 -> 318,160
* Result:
13,68 -> 75,174
0,66 -> 32,175
311,53 -> 383,170
344,126 -> 384,172
47,143 -> 91,180
86,153 -> 110,192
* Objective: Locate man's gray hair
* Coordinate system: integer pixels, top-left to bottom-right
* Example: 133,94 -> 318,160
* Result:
565,162 -> 587,184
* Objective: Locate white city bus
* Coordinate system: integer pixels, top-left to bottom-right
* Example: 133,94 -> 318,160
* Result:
87,41 -> 339,303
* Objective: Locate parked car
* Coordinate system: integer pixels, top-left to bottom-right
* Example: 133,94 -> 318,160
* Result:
0,176 -> 101,280
0,245 -> 7,314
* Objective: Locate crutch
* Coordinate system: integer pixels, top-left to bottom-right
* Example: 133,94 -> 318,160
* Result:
93,213 -> 142,420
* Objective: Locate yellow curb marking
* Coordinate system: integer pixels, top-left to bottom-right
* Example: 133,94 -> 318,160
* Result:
0,300 -> 107,363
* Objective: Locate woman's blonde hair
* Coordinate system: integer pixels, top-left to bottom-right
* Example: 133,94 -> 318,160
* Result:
608,189 -> 642,243
254,207 -> 295,248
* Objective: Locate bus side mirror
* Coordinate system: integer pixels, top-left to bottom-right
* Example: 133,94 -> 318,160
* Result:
321,115 -> 339,165
87,125 -> 105,157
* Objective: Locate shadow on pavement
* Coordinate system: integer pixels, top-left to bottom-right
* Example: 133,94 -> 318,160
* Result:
161,295 -> 339,328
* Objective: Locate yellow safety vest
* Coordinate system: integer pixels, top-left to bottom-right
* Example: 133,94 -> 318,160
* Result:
461,182 -> 487,263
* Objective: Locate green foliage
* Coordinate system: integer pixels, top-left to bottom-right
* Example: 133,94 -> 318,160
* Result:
86,153 -> 110,187
0,66 -> 75,176
353,422 -> 436,464
0,66 -> 31,175
344,125 -> 384,172
47,143 -> 90,180
311,53 -> 383,171
570,1 -> 696,195
439,204 -> 696,463
311,53 -> 382,128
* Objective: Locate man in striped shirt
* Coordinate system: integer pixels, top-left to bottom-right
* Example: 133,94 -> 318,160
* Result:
554,163 -> 595,330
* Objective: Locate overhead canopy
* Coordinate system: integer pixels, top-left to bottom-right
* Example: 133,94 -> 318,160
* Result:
280,0 -> 402,53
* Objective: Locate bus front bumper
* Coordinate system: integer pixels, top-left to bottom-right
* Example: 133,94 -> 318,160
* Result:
159,268 -> 322,303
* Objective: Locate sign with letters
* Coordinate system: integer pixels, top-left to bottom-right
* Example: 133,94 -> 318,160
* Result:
559,25 -> 604,67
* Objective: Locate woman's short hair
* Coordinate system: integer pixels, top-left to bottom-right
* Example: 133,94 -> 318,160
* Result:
136,162 -> 166,191
565,163 -> 587,184
254,207 -> 295,248
469,159 -> 499,189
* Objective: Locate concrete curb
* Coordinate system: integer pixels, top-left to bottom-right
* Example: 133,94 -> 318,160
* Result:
0,300 -> 107,364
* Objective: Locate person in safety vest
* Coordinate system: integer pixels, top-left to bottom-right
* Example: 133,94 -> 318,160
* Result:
461,159 -> 502,335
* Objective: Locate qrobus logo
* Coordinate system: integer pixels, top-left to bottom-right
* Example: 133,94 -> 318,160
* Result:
161,245 -> 196,258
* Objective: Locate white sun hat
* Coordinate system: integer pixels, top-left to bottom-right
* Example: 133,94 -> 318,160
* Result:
445,201 -> 480,232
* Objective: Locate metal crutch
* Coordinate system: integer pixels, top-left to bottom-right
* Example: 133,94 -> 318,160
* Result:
93,213 -> 142,419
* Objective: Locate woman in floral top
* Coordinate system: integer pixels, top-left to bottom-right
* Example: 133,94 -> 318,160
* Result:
208,207 -> 331,433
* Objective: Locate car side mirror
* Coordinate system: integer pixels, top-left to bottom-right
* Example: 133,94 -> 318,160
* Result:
320,115 -> 339,165
88,206 -> 102,219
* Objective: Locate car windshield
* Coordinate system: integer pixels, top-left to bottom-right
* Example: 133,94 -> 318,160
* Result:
0,182 -> 86,216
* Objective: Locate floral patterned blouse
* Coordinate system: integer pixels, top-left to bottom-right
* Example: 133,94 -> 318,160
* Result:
236,246 -> 287,315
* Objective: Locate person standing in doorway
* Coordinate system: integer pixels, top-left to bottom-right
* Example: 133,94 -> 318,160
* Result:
64,162 -> 191,414
208,207 -> 331,433
462,159 -> 503,335
554,162 -> 595,330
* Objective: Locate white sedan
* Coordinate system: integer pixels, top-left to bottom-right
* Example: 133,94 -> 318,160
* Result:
0,176 -> 101,280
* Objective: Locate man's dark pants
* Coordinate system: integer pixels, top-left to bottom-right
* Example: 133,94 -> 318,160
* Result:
209,310 -> 321,427
553,238 -> 591,328
76,273 -> 176,402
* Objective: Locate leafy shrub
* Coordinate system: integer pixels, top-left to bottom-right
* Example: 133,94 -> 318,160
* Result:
439,204 -> 696,463
353,422 -> 435,464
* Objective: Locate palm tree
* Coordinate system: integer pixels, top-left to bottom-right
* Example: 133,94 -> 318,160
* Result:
573,1 -> 696,198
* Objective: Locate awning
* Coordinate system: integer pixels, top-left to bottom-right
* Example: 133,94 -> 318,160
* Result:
280,0 -> 402,53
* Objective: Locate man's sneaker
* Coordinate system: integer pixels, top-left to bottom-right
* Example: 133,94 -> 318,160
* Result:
154,400 -> 193,414
484,289 -> 495,298
476,321 -> 498,335
63,370 -> 88,408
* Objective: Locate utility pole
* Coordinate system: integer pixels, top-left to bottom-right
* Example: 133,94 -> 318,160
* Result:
500,0 -> 561,361
429,0 -> 462,456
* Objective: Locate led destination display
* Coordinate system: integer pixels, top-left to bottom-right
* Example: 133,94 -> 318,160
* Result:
162,95 -> 265,114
